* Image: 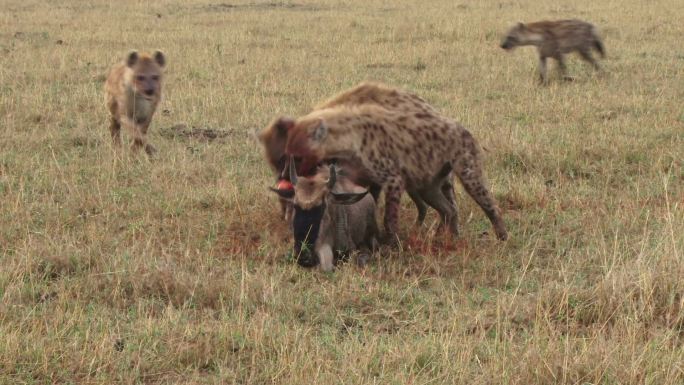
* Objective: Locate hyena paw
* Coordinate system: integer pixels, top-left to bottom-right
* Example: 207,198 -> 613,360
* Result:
144,144 -> 157,156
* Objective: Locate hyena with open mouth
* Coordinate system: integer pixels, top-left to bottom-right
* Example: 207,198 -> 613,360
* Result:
501,19 -> 605,84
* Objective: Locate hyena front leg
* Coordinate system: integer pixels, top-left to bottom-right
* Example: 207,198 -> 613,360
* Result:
121,117 -> 148,155
109,116 -> 122,147
538,55 -> 549,85
383,176 -> 405,244
139,122 -> 157,156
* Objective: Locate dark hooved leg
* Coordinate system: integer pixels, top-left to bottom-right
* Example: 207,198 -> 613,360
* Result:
579,49 -> 601,71
110,117 -> 122,147
407,189 -> 428,225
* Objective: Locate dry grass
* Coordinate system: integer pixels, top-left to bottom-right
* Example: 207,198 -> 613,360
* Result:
1,0 -> 683,383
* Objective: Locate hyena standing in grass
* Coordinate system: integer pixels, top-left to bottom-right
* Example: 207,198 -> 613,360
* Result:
500,19 -> 605,84
284,89 -> 508,242
105,50 -> 166,155
260,82 -> 455,226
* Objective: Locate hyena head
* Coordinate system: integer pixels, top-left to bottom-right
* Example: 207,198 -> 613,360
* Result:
271,160 -> 367,267
500,22 -> 534,50
285,118 -> 329,176
125,50 -> 166,99
259,116 -> 309,191
259,117 -> 294,178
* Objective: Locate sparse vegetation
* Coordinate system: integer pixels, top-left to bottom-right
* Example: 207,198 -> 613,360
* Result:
0,0 -> 682,383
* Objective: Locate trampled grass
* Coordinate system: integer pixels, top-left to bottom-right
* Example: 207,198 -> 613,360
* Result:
0,0 -> 682,383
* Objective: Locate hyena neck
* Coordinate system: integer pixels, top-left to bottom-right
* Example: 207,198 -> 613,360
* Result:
124,85 -> 155,123
522,32 -> 546,46
320,126 -> 362,161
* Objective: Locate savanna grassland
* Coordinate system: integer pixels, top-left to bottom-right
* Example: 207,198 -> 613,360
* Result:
1,0 -> 683,383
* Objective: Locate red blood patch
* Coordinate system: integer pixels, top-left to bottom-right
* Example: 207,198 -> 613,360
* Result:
276,179 -> 293,190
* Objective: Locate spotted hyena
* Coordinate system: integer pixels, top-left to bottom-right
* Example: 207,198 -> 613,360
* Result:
500,19 -> 605,84
260,82 -> 455,226
105,50 -> 166,155
283,87 -> 508,242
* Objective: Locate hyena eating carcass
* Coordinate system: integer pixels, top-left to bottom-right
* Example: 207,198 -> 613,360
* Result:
284,89 -> 508,243
500,19 -> 605,84
271,160 -> 379,271
105,50 -> 166,155
259,82 -> 456,226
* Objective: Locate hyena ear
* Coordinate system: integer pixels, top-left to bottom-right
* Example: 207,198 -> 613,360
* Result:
312,119 -> 328,142
153,50 -> 166,67
126,50 -> 139,68
517,21 -> 526,30
275,116 -> 295,134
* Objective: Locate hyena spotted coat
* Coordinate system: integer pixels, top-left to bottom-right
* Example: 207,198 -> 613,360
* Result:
284,99 -> 508,242
260,82 -> 455,226
500,19 -> 605,84
105,50 -> 166,155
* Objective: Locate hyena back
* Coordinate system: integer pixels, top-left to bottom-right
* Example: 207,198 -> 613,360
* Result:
501,19 -> 604,84
105,50 -> 166,155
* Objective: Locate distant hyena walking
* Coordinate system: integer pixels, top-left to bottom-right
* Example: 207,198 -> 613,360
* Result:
105,50 -> 166,155
500,19 -> 605,84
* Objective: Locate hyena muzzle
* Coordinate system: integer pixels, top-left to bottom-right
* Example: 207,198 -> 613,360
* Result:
501,19 -> 605,84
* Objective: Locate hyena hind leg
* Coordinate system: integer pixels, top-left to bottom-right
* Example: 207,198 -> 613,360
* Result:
554,54 -> 574,82
407,189 -> 429,225
457,176 -> 507,240
454,153 -> 508,240
419,186 -> 459,236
